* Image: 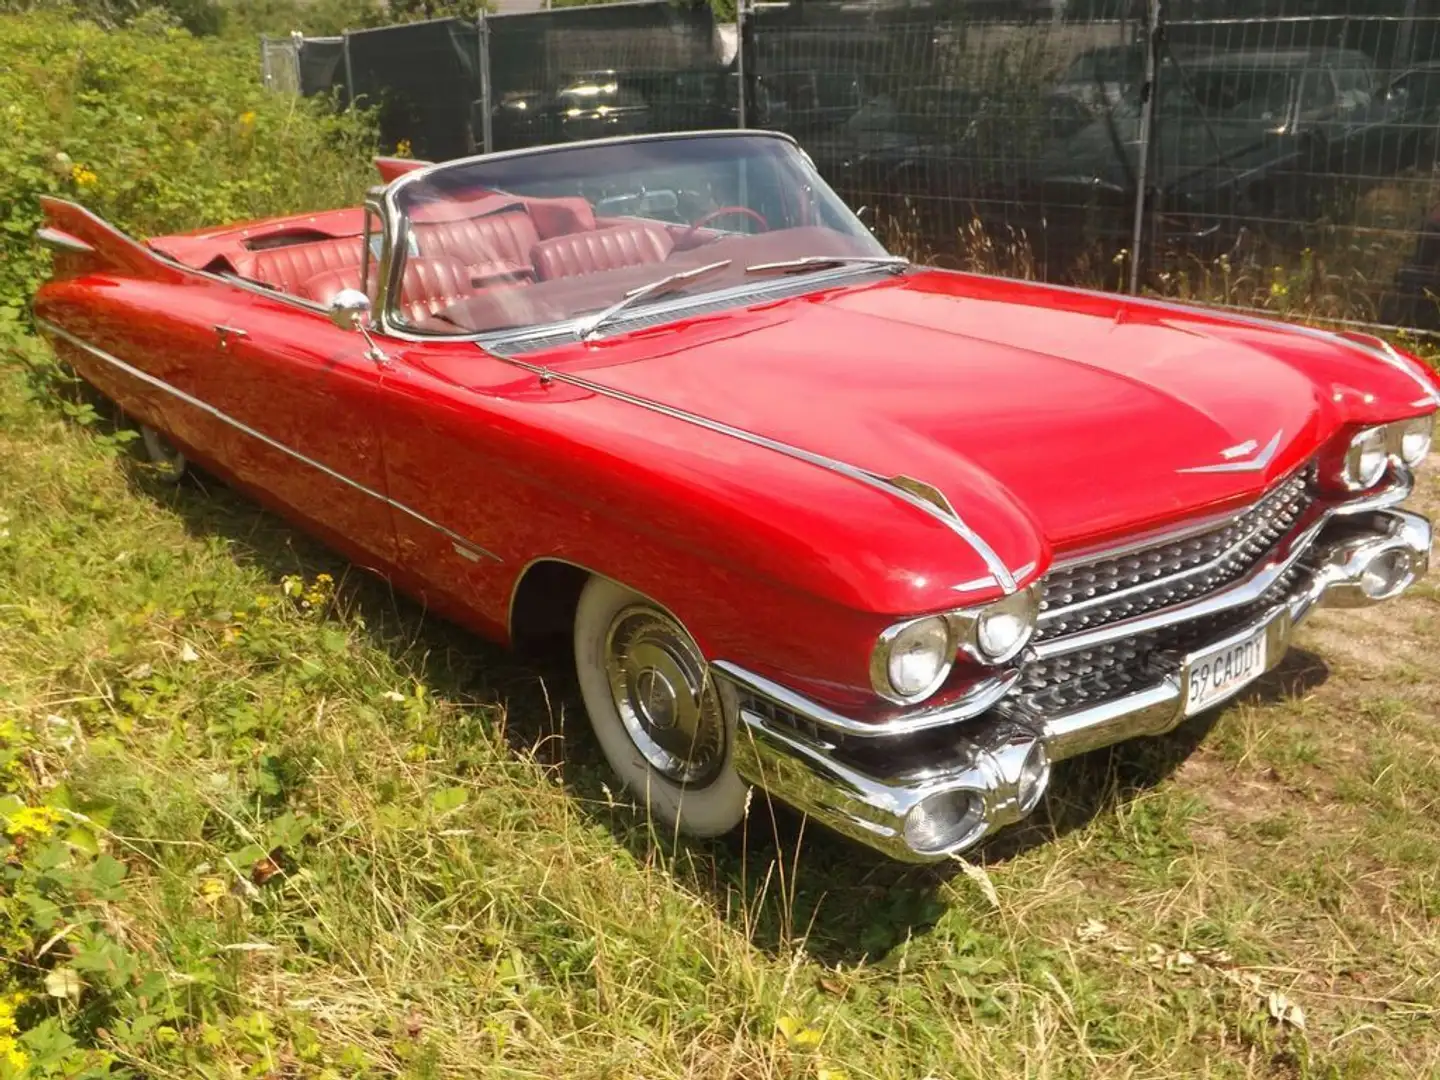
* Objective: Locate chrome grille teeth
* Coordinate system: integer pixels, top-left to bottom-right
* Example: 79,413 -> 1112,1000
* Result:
1036,468 -> 1314,640
1012,566 -> 1307,716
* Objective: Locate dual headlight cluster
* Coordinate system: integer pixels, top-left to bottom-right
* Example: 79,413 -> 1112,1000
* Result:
871,584 -> 1040,704
1338,414 -> 1434,491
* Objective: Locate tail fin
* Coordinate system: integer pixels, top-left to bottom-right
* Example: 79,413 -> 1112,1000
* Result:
37,198 -> 184,284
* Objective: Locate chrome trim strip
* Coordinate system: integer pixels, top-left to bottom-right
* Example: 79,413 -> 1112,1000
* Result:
386,129 -> 801,199
34,318 -> 501,564
490,354 -> 1021,593
1029,472 -> 1417,659
713,660 -> 1021,739
1047,464 -> 1406,571
1038,473 -> 1313,627
36,227 -> 95,255
1177,428 -> 1283,473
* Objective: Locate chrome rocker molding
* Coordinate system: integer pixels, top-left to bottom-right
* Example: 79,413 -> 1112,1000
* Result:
720,507 -> 1432,863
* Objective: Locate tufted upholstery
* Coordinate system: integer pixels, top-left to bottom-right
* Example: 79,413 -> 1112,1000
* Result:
296,267 -> 364,309
296,255 -> 475,328
416,210 -> 540,273
395,255 -> 476,326
531,222 -> 674,282
232,237 -> 365,294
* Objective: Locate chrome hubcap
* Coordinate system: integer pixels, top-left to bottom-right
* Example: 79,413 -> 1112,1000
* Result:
604,605 -> 726,786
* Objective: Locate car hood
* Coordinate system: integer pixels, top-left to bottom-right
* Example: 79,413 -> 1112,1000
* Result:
549,269 -> 1395,570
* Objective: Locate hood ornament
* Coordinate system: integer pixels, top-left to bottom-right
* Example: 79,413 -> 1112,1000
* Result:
1178,429 -> 1283,474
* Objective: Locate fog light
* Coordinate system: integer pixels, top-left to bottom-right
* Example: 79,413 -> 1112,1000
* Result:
903,790 -> 985,856
1360,549 -> 1413,600
1016,745 -> 1051,815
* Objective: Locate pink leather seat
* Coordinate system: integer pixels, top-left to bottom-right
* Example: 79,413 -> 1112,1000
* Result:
297,254 -> 475,328
531,222 -> 674,281
396,255 -> 474,326
417,210 -> 540,273
232,237 -> 365,294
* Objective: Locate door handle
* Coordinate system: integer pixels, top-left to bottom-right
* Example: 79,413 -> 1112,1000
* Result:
215,325 -> 248,349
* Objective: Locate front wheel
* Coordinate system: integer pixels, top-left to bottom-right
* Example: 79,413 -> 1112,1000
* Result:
573,576 -> 749,837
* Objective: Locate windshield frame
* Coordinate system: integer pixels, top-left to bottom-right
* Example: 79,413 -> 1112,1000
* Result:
369,129 -> 884,347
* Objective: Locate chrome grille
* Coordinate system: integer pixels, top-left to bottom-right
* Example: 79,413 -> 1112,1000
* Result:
1036,467 -> 1315,641
1013,564 -> 1308,715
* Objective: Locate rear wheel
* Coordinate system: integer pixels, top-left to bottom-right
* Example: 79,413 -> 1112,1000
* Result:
139,424 -> 187,482
573,576 -> 748,837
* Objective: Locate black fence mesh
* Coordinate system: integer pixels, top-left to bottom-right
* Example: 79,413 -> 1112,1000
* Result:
268,0 -> 1440,334
486,1 -> 728,151
343,18 -> 483,161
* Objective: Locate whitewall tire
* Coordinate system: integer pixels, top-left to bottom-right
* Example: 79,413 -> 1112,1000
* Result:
573,576 -> 749,838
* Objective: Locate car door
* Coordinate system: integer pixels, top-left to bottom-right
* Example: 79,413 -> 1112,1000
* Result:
174,276 -> 399,570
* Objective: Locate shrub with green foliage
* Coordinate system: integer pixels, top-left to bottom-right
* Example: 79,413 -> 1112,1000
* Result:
0,9 -> 376,328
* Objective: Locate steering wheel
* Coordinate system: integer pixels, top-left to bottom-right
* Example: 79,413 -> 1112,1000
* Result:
681,206 -> 769,244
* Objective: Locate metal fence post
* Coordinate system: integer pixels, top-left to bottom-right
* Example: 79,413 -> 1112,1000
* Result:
260,34 -> 271,90
736,0 -> 748,129
477,12 -> 493,154
1127,0 -> 1162,295
342,29 -> 355,110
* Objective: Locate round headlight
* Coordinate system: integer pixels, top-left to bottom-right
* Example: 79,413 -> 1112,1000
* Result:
1394,414 -> 1434,467
872,615 -> 953,702
970,585 -> 1041,664
1341,427 -> 1388,490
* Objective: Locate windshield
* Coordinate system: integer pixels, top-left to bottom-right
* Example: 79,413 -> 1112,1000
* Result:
386,133 -> 886,337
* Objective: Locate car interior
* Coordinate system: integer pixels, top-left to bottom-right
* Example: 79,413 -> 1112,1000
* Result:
145,145 -> 881,338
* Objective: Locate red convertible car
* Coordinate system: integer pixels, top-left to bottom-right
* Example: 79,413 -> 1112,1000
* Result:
33,132 -> 1438,862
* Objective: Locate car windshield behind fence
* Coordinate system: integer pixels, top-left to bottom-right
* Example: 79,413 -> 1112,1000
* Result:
387,134 -> 886,336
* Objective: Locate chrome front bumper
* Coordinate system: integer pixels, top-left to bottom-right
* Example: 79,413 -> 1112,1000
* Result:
721,508 -> 1432,863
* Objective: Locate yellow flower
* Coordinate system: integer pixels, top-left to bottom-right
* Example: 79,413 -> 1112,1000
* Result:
239,110 -> 256,129
0,1035 -> 27,1072
2,804 -> 62,839
70,163 -> 98,188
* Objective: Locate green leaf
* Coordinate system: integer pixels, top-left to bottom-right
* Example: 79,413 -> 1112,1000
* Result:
429,786 -> 468,816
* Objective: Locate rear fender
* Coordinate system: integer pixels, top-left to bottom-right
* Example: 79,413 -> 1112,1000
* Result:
36,198 -> 185,285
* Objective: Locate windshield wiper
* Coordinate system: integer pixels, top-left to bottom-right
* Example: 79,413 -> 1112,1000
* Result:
576,260 -> 733,341
744,254 -> 909,277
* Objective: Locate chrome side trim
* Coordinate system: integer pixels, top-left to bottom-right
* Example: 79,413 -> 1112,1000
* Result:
36,227 -> 95,255
490,355 -> 1021,593
713,660 -> 1020,739
33,318 -> 501,564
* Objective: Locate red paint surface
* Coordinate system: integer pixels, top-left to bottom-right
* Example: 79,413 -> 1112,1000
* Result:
33,198 -> 1439,716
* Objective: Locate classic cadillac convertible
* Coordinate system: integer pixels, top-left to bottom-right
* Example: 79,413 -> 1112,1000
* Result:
33,132 -> 1438,861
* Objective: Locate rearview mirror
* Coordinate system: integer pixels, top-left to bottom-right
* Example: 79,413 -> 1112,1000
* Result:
328,289 -> 373,331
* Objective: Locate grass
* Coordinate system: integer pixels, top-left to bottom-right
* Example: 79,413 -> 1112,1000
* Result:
1,333 -> 1439,1078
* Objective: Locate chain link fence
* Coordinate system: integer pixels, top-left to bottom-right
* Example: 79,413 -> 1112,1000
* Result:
265,0 -> 1440,335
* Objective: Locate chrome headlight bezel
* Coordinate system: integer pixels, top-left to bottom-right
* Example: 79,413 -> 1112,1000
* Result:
871,584 -> 1041,706
960,583 -> 1041,665
870,614 -> 955,706
1340,425 -> 1390,491
1391,413 -> 1434,468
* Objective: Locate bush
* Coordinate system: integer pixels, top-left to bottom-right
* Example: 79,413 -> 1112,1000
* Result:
0,9 -> 377,324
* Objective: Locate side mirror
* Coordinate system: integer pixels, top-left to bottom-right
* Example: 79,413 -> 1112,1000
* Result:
328,289 -> 373,331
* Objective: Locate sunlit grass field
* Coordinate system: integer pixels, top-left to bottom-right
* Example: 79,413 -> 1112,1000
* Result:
1,334 -> 1438,1078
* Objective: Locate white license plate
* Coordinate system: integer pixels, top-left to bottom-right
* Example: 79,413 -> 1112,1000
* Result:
1184,626 -> 1268,716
